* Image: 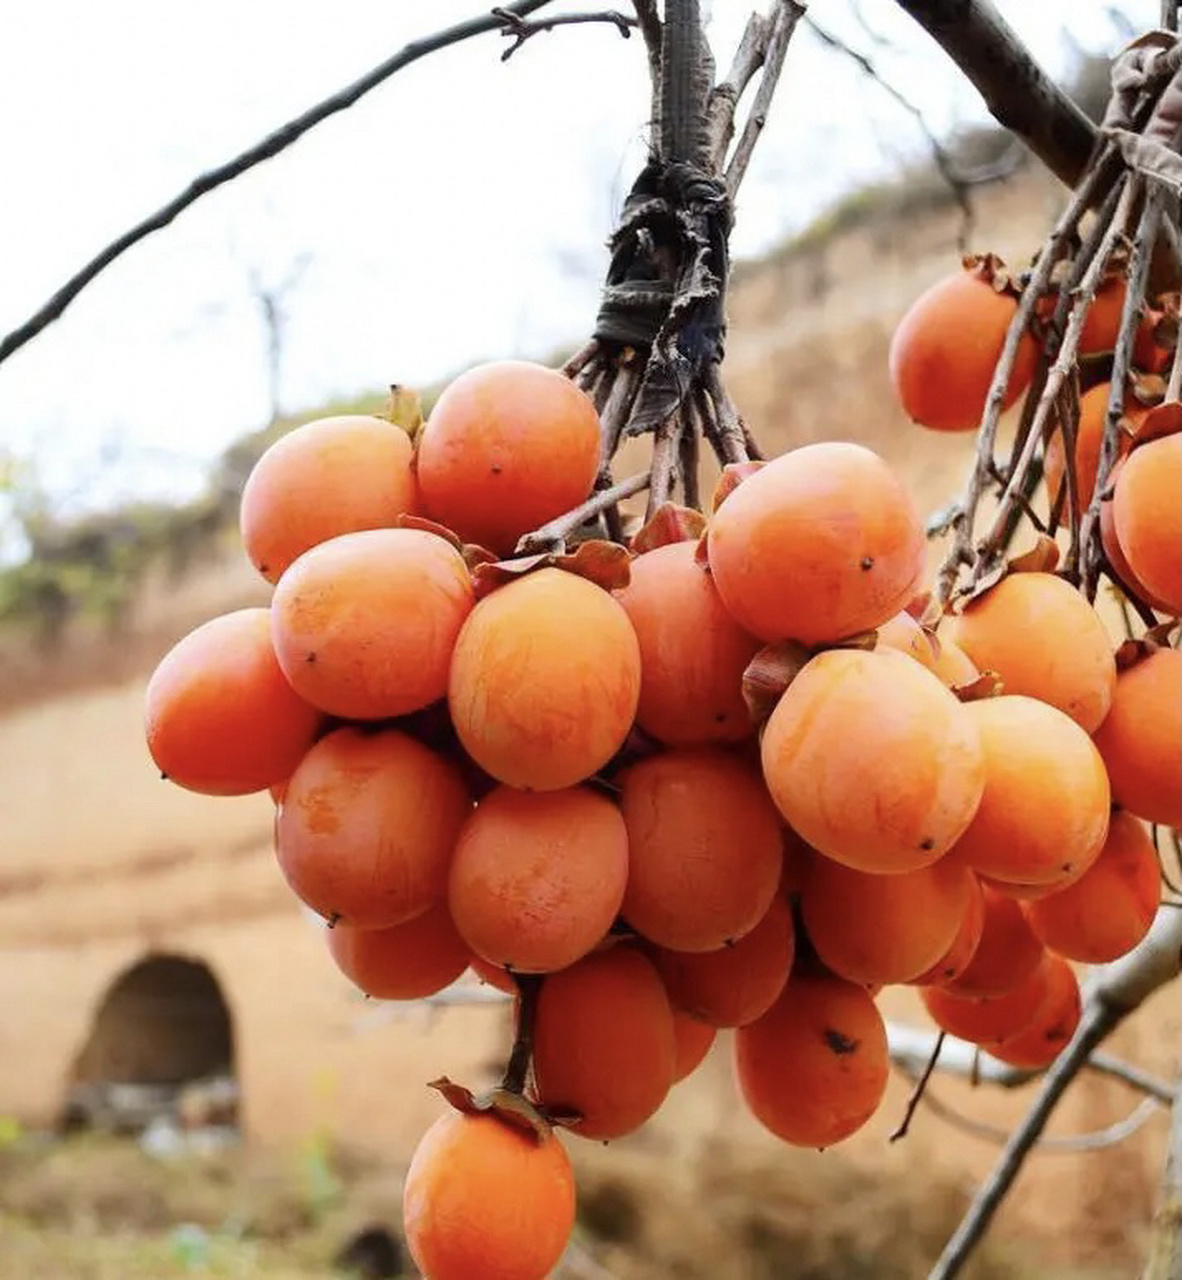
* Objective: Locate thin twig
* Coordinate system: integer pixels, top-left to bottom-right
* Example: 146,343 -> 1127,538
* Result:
492,7 -> 636,61
501,973 -> 542,1095
706,11 -> 770,170
680,396 -> 702,509
563,339 -> 601,379
890,1030 -> 945,1142
703,365 -> 751,464
645,413 -> 685,519
725,1 -> 806,193
516,470 -> 650,553
0,0 -> 554,367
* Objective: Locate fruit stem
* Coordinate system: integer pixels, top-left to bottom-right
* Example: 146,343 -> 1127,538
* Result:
501,972 -> 543,1096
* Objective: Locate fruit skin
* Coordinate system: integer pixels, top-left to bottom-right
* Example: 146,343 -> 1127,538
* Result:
707,441 -> 925,645
145,608 -> 322,796
447,785 -> 628,974
326,902 -> 470,999
239,414 -> 417,583
987,953 -> 1081,1069
950,696 -> 1110,893
672,1011 -> 717,1081
1112,433 -> 1182,615
949,572 -> 1116,733
1043,382 -> 1140,511
449,568 -> 641,791
275,727 -> 471,929
620,747 -> 783,952
416,360 -> 600,555
947,883 -> 1044,998
889,266 -> 1038,432
531,948 -> 676,1141
402,1109 -> 575,1280
1023,811 -> 1161,964
270,528 -> 474,720
1093,647 -> 1182,829
615,540 -> 760,745
1101,455 -> 1178,613
922,950 -> 1052,1046
735,973 -> 889,1148
910,872 -> 986,987
760,648 -> 986,873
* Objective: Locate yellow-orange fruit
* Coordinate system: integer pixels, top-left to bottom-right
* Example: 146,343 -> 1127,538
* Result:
1078,277 -> 1161,362
1024,811 -> 1161,963
877,610 -> 939,670
271,528 -> 474,719
449,568 -> 641,791
326,902 -> 469,999
948,883 -> 1044,997
889,267 -> 1038,432
950,696 -> 1110,891
1112,433 -> 1182,615
239,414 -> 417,583
735,973 -> 889,1147
672,1012 -> 717,1082
1093,648 -> 1181,828
469,955 -> 516,993
448,785 -> 628,973
922,950 -> 1053,1045
707,442 -> 925,645
950,573 -> 1116,732
1101,456 -> 1177,613
651,894 -> 795,1027
615,540 -> 760,744
403,1109 -> 575,1280
910,873 -> 986,986
801,854 -> 974,986
931,636 -> 981,689
780,826 -> 814,896
988,954 -> 1081,1068
531,948 -> 676,1141
145,608 -> 322,796
275,727 -> 471,929
761,649 -> 986,873
620,748 -> 783,952
1043,382 -> 1140,510
415,360 -> 599,554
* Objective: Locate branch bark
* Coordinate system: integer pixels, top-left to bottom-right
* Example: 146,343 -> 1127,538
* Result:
891,0 -> 1097,187
0,0 -> 555,367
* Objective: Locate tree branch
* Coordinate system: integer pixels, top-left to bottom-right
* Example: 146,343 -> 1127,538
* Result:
891,0 -> 1098,188
492,8 -> 637,62
0,0 -> 555,367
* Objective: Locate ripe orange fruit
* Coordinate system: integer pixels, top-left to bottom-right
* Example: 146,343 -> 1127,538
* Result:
275,727 -> 471,928
761,648 -> 986,873
931,635 -> 980,689
416,360 -> 600,554
615,539 -> 760,744
1101,455 -> 1177,613
270,528 -> 474,719
950,696 -> 1110,892
620,747 -> 783,952
707,442 -> 925,645
531,948 -> 676,1140
877,610 -> 939,670
1112,433 -> 1181,615
145,608 -> 322,795
469,955 -> 516,993
239,415 -> 417,583
988,954 -> 1081,1068
672,1011 -> 717,1082
910,873 -> 985,986
801,854 -> 974,986
326,902 -> 470,999
1092,647 -> 1181,829
735,973 -> 889,1147
449,568 -> 641,791
946,882 -> 1044,997
1043,382 -> 1140,511
922,950 -> 1053,1046
650,894 -> 795,1027
403,1109 -> 575,1280
949,572 -> 1116,732
889,264 -> 1038,432
448,785 -> 628,973
1023,811 -> 1160,963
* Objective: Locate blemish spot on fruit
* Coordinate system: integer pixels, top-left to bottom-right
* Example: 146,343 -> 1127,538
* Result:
860,556 -> 874,571
491,464 -> 503,475
919,837 -> 935,851
823,1028 -> 859,1055
305,651 -> 317,664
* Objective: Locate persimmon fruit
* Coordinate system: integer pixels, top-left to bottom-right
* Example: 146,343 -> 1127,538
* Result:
326,902 -> 469,1000
1112,432 -> 1181,615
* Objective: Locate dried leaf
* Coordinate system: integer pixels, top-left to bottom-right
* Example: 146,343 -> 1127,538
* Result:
1130,400 -> 1182,447
1007,535 -> 1061,575
693,529 -> 710,567
387,383 -> 424,441
904,591 -> 933,621
1113,637 -> 1158,672
831,629 -> 879,652
711,461 -> 764,512
630,502 -> 708,553
962,559 -> 1009,606
742,642 -> 812,727
963,252 -> 1020,297
427,1077 -> 552,1142
1101,126 -> 1182,191
1129,370 -> 1167,406
395,513 -> 464,552
472,539 -> 632,599
952,671 -> 1005,702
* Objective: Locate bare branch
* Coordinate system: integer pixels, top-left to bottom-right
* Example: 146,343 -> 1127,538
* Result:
515,470 -> 649,553
890,1029 -> 945,1142
0,0 -> 555,368
891,0 -> 1098,187
706,12 -> 770,170
492,7 -> 637,61
726,1 -> 807,193
930,907 -> 1182,1279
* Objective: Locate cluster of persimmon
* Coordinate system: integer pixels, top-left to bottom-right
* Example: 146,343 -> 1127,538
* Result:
144,334 -> 1179,1278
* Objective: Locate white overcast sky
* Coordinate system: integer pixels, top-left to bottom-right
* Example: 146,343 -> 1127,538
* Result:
0,1 -> 1156,519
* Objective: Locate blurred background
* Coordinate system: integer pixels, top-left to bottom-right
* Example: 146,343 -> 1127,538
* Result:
0,2 -> 1177,1277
